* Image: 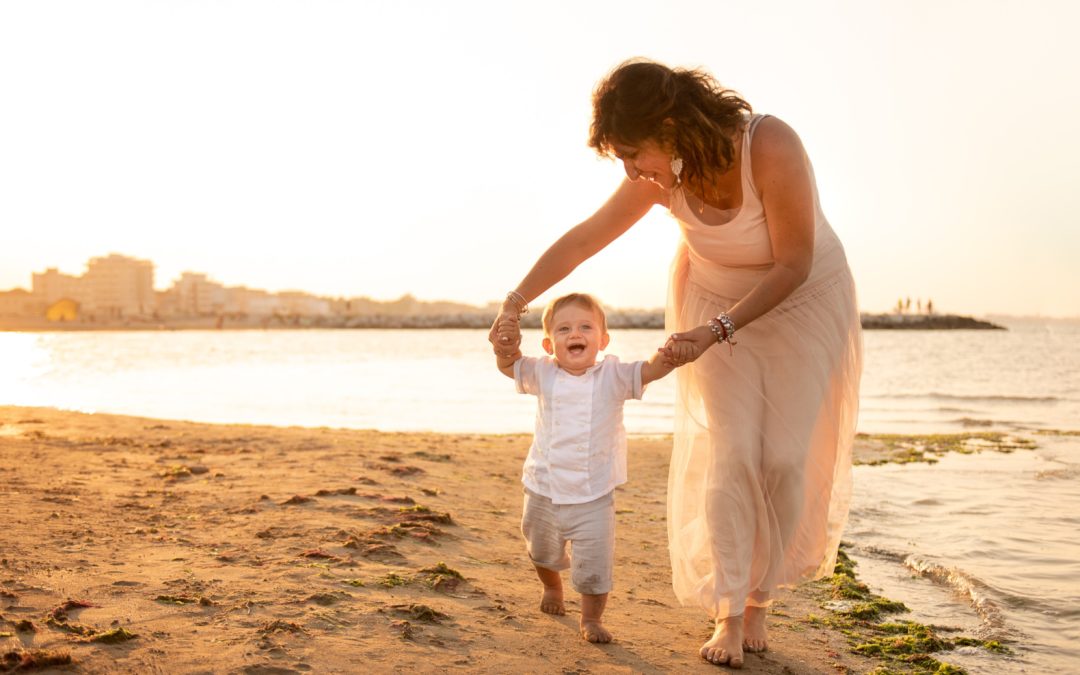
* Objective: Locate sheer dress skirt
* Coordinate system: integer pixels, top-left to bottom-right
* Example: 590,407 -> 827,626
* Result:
665,244 -> 862,619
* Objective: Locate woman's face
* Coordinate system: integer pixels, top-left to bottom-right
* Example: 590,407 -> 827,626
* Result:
612,138 -> 677,189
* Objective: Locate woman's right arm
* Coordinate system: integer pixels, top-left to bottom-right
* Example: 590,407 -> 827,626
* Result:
489,178 -> 664,355
513,178 -> 664,302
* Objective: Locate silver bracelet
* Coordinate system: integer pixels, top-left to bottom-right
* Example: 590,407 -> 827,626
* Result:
716,312 -> 736,344
706,313 -> 738,354
506,291 -> 529,316
706,318 -> 726,343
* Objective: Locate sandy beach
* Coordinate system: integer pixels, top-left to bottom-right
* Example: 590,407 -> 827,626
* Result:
1,406 -> 1002,674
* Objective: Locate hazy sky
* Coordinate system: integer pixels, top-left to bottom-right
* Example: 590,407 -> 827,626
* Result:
2,1 -> 1078,316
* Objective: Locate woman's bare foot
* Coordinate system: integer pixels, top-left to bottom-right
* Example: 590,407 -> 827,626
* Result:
534,566 -> 565,615
700,615 -> 744,668
742,606 -> 769,653
580,592 -> 612,643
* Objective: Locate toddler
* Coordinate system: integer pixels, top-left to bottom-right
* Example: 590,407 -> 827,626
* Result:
495,293 -> 675,643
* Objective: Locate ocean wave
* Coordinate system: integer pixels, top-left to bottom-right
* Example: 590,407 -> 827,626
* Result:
855,544 -> 909,563
868,393 -> 1061,403
1035,466 -> 1080,481
903,555 -> 1011,638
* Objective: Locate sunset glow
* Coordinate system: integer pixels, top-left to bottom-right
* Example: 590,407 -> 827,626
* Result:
2,1 -> 1078,316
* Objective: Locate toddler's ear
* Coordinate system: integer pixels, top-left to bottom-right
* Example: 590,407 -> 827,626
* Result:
600,332 -> 611,351
542,337 -> 554,355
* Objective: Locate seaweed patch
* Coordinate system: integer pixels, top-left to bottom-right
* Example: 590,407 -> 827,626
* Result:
803,547 -> 1012,674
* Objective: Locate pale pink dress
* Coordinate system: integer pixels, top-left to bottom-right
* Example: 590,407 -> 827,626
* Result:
665,114 -> 862,619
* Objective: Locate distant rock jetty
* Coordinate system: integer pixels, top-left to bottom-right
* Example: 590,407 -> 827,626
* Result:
858,313 -> 1005,330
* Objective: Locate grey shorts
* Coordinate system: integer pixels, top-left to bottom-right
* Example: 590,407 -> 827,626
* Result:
521,488 -> 615,595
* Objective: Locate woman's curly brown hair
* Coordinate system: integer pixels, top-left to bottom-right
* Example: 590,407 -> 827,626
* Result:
589,59 -> 751,196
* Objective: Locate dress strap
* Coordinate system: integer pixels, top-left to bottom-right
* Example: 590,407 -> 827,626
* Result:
748,113 -> 771,137
742,114 -> 771,198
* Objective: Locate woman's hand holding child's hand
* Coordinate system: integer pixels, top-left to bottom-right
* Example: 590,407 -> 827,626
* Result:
663,325 -> 717,366
489,312 -> 522,358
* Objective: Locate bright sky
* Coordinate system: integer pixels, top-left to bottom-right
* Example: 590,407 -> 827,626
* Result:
2,0 -> 1078,317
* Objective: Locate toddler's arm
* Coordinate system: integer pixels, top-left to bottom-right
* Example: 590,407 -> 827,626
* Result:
494,319 -> 522,378
641,347 -> 676,385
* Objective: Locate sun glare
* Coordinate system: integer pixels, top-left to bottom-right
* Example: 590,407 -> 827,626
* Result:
0,333 -> 48,402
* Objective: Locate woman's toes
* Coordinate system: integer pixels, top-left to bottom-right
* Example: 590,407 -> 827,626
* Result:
707,648 -> 728,665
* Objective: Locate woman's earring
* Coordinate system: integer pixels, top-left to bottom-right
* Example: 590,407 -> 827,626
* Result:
671,157 -> 683,184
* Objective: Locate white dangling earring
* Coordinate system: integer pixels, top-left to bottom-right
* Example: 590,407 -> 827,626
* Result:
670,157 -> 683,185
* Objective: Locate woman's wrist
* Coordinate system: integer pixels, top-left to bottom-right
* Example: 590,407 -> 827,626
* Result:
706,313 -> 737,344
504,291 -> 529,316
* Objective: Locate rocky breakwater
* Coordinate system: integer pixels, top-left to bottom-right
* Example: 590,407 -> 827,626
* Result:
859,313 -> 1005,330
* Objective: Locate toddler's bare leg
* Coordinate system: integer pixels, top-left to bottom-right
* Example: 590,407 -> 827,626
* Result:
534,565 -> 565,615
580,592 -> 611,643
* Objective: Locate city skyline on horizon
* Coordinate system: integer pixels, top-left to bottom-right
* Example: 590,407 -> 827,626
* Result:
2,2 -> 1079,318
5,250 -> 1071,319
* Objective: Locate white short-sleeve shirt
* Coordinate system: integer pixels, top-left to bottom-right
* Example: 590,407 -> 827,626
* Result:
514,354 -> 645,504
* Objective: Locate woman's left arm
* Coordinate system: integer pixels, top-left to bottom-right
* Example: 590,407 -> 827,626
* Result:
668,117 -> 816,362
728,116 -> 815,327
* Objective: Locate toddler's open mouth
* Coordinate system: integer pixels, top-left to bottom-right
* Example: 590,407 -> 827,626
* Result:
568,343 -> 586,355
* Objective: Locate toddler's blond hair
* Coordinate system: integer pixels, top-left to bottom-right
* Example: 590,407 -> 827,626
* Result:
541,293 -> 608,337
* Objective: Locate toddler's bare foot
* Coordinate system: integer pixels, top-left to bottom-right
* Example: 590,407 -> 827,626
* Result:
540,585 -> 565,615
700,615 -> 744,668
580,618 -> 612,643
534,565 -> 565,615
742,605 -> 769,653
580,592 -> 611,643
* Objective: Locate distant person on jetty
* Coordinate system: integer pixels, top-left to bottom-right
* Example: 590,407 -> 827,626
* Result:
490,59 -> 862,667
494,293 -> 676,644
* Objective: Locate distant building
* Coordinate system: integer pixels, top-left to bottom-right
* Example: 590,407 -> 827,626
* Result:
225,286 -> 281,316
277,291 -> 330,316
81,254 -> 154,319
0,288 -> 38,317
173,272 -> 226,316
32,267 -> 83,305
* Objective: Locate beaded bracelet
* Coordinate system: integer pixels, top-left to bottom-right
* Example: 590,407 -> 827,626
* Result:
716,313 -> 736,344
506,291 -> 529,316
706,312 -> 737,354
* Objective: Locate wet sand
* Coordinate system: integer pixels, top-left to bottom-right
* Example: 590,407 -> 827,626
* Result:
1,406 -> 890,674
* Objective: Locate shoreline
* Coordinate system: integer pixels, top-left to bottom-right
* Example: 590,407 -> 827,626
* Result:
1,407 -> 1017,673
0,312 -> 1005,332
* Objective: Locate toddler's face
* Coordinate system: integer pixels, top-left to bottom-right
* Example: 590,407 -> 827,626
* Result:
543,303 -> 609,374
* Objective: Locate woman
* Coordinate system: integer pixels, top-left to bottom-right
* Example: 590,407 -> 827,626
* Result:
490,59 -> 862,668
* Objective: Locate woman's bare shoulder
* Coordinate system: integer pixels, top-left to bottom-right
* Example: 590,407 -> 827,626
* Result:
750,115 -> 806,161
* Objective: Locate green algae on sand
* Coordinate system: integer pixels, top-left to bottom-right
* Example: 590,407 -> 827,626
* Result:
154,594 -> 212,606
417,562 -> 465,592
374,563 -> 465,592
389,603 -> 449,624
86,627 -> 137,643
1034,428 -> 1080,437
855,432 -> 1036,466
806,548 -> 1013,674
0,648 -> 72,671
43,617 -> 95,636
377,572 -> 411,588
260,620 -> 306,635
